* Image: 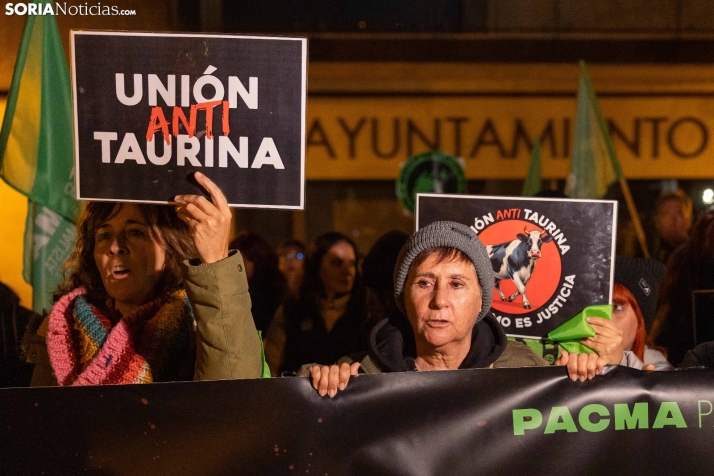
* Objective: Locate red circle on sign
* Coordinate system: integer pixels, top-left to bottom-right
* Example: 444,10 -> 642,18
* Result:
478,219 -> 562,315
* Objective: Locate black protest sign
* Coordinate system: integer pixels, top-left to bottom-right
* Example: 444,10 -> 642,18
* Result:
417,194 -> 616,338
71,31 -> 306,208
3,367 -> 714,475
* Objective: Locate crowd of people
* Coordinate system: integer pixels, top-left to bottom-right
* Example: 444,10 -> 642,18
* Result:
2,174 -> 714,394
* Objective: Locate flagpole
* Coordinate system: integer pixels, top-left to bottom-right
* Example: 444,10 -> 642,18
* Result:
618,177 -> 650,259
521,137 -> 541,196
578,60 -> 651,259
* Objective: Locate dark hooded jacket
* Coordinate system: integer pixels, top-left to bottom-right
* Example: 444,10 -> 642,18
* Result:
298,313 -> 546,375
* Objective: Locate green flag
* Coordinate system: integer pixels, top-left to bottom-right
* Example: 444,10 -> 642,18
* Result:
0,7 -> 78,220
522,137 -> 541,196
22,203 -> 77,313
565,61 -> 623,199
0,6 -> 79,313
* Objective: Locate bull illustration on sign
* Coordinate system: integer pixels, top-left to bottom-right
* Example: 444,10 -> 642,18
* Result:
486,227 -> 553,309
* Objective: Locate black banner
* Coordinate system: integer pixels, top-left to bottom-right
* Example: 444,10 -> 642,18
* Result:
3,367 -> 714,475
417,194 -> 616,338
71,31 -> 306,208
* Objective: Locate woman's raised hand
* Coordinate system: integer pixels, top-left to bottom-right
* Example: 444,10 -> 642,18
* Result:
555,317 -> 627,381
579,317 -> 625,365
310,362 -> 361,398
174,172 -> 232,264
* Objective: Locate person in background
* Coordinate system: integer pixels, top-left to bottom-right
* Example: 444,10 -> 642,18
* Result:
27,173 -> 263,386
579,257 -> 672,370
361,230 -> 409,333
278,239 -> 306,300
229,232 -> 286,333
264,232 -> 367,375
652,189 -> 692,264
0,282 -> 40,387
680,341 -> 714,368
649,210 -> 714,366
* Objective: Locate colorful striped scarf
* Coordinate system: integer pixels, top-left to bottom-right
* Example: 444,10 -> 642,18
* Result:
47,287 -> 194,386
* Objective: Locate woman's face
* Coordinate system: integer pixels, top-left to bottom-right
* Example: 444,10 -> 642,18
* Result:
319,241 -> 357,297
612,300 -> 638,351
404,252 -> 481,353
93,204 -> 167,317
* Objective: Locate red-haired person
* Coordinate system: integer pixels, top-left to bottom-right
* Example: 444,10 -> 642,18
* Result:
576,257 -> 672,371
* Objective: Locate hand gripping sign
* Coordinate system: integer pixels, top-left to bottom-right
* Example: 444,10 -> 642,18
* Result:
71,31 -> 307,209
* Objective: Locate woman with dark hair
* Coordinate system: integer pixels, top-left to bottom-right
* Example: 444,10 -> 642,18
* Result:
229,232 -> 286,333
649,210 -> 714,366
28,173 -> 263,386
263,232 -> 367,375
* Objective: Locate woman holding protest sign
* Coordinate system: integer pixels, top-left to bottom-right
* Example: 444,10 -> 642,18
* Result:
27,172 -> 264,386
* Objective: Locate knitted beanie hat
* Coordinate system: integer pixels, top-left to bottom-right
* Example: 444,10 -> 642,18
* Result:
363,230 -> 410,293
615,256 -> 666,330
393,221 -> 494,321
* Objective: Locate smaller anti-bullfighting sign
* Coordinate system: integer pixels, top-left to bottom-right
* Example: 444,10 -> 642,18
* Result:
71,31 -> 307,208
417,194 -> 617,338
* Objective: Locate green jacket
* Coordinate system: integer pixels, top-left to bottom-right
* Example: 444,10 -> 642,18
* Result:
28,251 -> 264,386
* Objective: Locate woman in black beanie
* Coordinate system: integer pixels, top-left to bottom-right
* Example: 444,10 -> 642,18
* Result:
303,221 -> 554,397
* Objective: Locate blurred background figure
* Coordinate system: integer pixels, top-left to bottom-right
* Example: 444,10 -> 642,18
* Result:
680,340 -> 714,369
230,232 -> 287,333
0,282 -> 39,387
361,230 -> 409,333
649,210 -> 714,366
653,189 -> 692,264
277,239 -> 306,300
264,232 -> 367,375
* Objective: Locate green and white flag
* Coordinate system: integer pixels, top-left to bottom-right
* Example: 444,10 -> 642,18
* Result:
566,61 -> 623,199
521,137 -> 541,196
0,6 -> 79,313
22,204 -> 77,313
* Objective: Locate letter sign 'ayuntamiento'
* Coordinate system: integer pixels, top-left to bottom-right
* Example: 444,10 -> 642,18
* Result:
71,31 -> 307,209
